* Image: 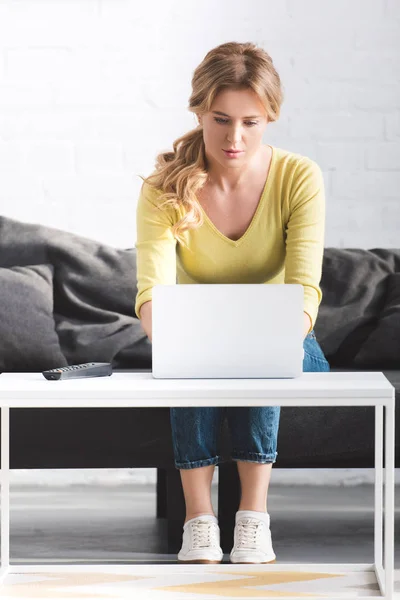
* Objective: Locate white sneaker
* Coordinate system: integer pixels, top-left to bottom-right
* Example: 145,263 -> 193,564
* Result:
177,514 -> 223,564
230,510 -> 276,564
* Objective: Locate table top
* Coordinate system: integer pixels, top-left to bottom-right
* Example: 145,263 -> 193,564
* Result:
0,372 -> 394,408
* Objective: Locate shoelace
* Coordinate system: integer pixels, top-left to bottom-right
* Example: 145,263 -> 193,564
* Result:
191,520 -> 219,549
236,518 -> 264,549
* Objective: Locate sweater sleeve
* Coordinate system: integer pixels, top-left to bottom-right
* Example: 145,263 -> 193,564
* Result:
284,157 -> 326,333
134,182 -> 177,319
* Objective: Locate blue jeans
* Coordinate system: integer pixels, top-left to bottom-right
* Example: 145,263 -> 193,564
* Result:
169,329 -> 330,469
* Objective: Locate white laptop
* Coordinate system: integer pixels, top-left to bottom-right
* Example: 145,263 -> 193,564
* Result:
151,284 -> 304,379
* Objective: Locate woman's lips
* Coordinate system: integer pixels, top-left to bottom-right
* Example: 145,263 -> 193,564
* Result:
223,149 -> 244,158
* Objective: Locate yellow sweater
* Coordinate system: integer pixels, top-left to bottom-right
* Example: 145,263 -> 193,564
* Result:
135,145 -> 326,332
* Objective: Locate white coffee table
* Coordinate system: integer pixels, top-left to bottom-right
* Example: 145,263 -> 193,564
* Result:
0,371 -> 395,599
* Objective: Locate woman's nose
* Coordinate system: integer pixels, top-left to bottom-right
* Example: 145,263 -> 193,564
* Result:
227,128 -> 242,144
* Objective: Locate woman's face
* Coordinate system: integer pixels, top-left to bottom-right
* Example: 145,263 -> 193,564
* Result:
198,88 -> 268,168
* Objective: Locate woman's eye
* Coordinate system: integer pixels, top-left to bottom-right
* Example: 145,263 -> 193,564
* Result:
214,117 -> 257,127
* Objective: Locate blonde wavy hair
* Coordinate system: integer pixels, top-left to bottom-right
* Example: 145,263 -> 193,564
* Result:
139,41 -> 283,245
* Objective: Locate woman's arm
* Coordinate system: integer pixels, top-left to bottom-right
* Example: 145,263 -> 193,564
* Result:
139,300 -> 152,342
284,157 -> 326,333
134,181 -> 177,323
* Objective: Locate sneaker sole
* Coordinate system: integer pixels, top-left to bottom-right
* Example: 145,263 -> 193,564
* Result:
178,559 -> 223,564
231,558 -> 276,564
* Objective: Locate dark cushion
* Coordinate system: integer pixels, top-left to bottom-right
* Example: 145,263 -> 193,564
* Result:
0,215 -> 150,369
315,248 -> 400,366
0,264 -> 67,372
354,273 -> 400,368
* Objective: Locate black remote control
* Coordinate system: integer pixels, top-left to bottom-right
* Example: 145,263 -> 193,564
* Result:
42,362 -> 113,380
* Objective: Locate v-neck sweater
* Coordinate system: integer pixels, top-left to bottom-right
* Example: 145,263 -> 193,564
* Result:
135,146 -> 326,331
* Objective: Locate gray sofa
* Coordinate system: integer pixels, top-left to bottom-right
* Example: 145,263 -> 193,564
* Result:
0,215 -> 399,553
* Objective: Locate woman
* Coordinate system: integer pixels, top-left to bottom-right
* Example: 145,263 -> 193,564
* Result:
135,41 -> 330,565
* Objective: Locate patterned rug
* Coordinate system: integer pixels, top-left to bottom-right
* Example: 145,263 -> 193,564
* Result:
0,563 -> 399,599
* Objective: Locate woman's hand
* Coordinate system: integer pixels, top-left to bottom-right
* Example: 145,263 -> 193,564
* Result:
303,311 -> 312,339
139,300 -> 153,342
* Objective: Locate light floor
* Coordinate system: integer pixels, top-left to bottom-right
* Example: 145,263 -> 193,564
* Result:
0,483 -> 399,598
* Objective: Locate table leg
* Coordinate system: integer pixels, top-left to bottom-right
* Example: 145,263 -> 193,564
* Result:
0,406 -> 10,582
374,404 -> 383,570
384,397 -> 395,599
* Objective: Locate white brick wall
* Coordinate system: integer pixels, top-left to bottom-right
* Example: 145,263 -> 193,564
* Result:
0,0 -> 399,248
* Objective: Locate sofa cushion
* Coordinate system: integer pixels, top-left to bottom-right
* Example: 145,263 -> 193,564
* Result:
0,215 -> 150,368
315,248 -> 400,366
0,264 -> 67,372
353,273 -> 400,368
